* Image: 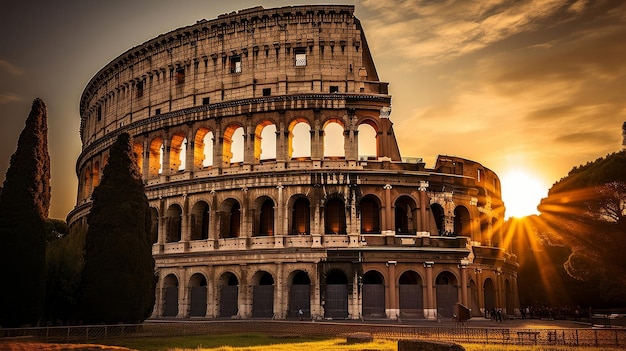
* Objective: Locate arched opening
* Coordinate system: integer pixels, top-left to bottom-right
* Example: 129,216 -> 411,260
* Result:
166,204 -> 182,242
431,203 -> 445,235
362,270 -> 385,318
223,125 -> 244,164
483,278 -> 496,317
169,134 -> 187,172
324,269 -> 349,319
325,197 -> 346,234
323,120 -> 344,158
257,198 -> 275,236
291,197 -> 310,235
188,273 -> 207,317
133,143 -> 144,175
289,119 -> 311,159
360,195 -> 380,234
395,196 -> 418,235
148,137 -> 163,177
149,207 -> 159,244
219,272 -> 239,318
255,121 -> 277,161
162,274 -> 179,317
252,271 -> 274,318
194,127 -> 214,168
190,201 -> 210,240
357,122 -> 377,160
454,206 -> 472,238
399,271 -> 424,319
289,270 -> 311,318
435,271 -> 458,318
220,199 -> 240,238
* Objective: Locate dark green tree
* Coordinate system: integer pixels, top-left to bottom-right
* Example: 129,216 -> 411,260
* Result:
523,151 -> 626,307
44,222 -> 85,324
79,133 -> 155,323
0,98 -> 51,327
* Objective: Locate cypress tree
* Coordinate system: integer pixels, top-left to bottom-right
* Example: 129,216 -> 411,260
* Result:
0,98 -> 51,327
79,133 -> 155,323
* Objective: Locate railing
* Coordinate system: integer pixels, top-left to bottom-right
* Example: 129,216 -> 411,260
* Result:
1,321 -> 625,348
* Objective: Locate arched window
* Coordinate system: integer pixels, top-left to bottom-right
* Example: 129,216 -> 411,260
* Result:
194,128 -> 214,168
292,197 -> 310,235
149,137 -> 163,177
255,122 -> 277,161
289,120 -> 311,159
395,196 -> 418,235
220,200 -> 241,238
360,195 -> 380,234
358,123 -> 377,160
166,204 -> 182,242
325,197 -> 346,234
323,121 -> 344,158
190,201 -> 210,240
170,134 -> 187,172
258,199 -> 275,236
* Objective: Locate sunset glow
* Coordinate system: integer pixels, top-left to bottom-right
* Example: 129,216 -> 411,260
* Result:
501,169 -> 547,218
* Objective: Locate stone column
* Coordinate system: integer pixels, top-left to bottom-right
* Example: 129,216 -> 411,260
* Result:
275,185 -> 285,248
387,261 -> 398,319
460,264 -> 468,306
162,137 -> 171,178
383,184 -> 393,235
275,262 -> 285,319
476,268 -> 484,316
424,262 -> 436,320
351,271 -> 360,319
419,181 -> 429,232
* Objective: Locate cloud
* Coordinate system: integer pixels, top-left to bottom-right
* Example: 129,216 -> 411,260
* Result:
360,0 -> 592,64
0,59 -> 23,76
0,93 -> 21,104
553,131 -> 616,145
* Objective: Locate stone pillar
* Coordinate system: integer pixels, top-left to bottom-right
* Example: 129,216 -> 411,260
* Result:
206,265 -> 215,318
383,184 -> 393,235
460,264 -> 468,306
476,268 -> 484,316
239,265 -> 249,318
275,262 -> 285,319
351,271 -> 360,319
419,181 -> 429,232
177,269 -> 188,318
185,131 -> 195,173
344,110 -> 358,161
275,185 -> 285,248
162,137 -> 171,177
424,262 -> 436,319
310,110 -> 323,160
181,194 -> 190,247
387,261 -> 398,319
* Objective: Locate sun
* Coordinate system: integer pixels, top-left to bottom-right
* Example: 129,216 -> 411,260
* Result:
500,169 -> 547,218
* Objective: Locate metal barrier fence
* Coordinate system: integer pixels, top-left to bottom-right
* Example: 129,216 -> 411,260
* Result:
1,321 -> 625,348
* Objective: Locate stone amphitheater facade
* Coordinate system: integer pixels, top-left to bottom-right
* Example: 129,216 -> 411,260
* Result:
68,5 -> 519,320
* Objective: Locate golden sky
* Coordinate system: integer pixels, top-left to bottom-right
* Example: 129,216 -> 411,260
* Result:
0,0 -> 624,219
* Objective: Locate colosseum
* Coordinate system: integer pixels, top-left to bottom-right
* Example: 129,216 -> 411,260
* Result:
68,4 -> 519,321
